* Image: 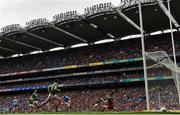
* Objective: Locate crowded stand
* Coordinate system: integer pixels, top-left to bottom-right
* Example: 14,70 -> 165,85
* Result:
0,73 -> 143,90
0,34 -> 179,113
0,86 -> 146,112
0,82 -> 179,112
0,68 -> 172,90
0,34 -> 180,74
1,0 -> 180,113
0,39 -> 141,74
0,87 -> 145,112
0,66 -> 177,113
149,84 -> 180,110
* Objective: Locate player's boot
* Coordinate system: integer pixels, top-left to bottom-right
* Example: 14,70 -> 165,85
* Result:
67,106 -> 71,112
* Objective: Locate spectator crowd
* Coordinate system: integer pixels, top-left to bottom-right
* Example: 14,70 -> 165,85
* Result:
0,34 -> 180,74
0,69 -> 172,90
0,73 -> 143,90
0,34 -> 180,113
0,82 -> 179,113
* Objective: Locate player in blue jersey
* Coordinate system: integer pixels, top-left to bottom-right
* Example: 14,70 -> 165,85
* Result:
12,97 -> 18,112
62,95 -> 71,111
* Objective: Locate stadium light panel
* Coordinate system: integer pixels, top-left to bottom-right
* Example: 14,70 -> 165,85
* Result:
121,36 -> 131,40
71,43 -> 88,48
94,39 -> 114,44
49,47 -> 64,51
150,31 -> 162,35
163,29 -> 177,33
11,54 -> 23,58
29,50 -> 43,55
121,34 -> 141,40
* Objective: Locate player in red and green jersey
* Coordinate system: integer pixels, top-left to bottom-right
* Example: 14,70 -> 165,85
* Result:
101,91 -> 118,111
94,90 -> 118,111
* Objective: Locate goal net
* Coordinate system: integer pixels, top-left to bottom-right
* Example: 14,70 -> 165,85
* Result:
145,51 -> 180,110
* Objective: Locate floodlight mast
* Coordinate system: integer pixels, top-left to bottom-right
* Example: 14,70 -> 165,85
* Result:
167,0 -> 180,104
138,0 -> 150,110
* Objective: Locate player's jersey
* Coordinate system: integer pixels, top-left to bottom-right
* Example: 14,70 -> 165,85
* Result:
107,97 -> 114,106
48,82 -> 58,95
63,95 -> 69,102
31,92 -> 38,101
28,97 -> 34,105
12,99 -> 18,106
28,97 -> 37,107
107,96 -> 115,110
96,99 -> 102,104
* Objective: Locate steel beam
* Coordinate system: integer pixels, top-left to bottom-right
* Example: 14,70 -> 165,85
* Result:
0,46 -> 17,53
3,36 -> 41,51
158,0 -> 180,28
24,31 -> 64,47
116,9 -> 142,32
50,25 -> 88,43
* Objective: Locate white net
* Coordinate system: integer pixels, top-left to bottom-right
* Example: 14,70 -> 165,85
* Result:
146,51 -> 180,88
145,51 -> 180,110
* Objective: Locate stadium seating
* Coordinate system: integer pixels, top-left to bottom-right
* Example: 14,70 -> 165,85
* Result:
0,35 -> 179,74
0,70 -> 171,90
0,34 -> 180,112
0,83 -> 179,112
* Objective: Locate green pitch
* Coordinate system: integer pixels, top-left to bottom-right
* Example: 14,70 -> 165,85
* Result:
3,112 -> 180,115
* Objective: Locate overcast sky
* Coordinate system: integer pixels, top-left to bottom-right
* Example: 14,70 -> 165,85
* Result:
0,0 -> 120,28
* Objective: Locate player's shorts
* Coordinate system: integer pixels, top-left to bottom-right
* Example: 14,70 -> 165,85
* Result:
34,101 -> 38,105
64,100 -> 69,103
48,88 -> 56,96
64,102 -> 70,107
29,99 -> 38,107
47,94 -> 57,102
13,104 -> 18,108
29,104 -> 35,107
50,94 -> 56,99
107,104 -> 114,110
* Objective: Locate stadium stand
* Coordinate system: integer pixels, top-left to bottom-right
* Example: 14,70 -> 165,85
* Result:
0,0 -> 180,113
0,82 -> 179,112
0,34 -> 180,74
0,33 -> 180,112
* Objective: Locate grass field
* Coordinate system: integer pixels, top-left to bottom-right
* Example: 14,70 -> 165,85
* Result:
2,112 -> 180,115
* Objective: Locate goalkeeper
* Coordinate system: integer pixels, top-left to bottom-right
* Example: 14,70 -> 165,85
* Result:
37,79 -> 62,111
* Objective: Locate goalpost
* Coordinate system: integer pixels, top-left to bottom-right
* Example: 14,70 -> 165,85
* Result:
145,51 -> 180,110
137,0 -> 180,110
146,51 -> 180,102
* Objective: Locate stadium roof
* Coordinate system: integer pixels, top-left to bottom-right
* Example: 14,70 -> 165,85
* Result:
0,0 -> 180,57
